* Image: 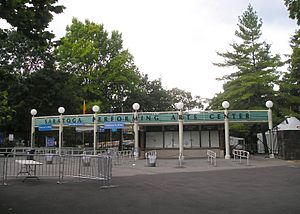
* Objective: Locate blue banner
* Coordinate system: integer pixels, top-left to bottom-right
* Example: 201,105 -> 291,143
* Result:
38,124 -> 53,131
104,122 -> 125,129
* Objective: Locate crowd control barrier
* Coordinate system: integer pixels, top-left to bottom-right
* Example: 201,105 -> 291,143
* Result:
2,153 -> 112,186
145,150 -> 157,167
206,150 -> 217,166
0,154 -> 6,185
232,149 -> 250,165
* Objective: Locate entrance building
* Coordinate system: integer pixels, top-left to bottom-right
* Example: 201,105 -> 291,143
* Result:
31,102 -> 272,159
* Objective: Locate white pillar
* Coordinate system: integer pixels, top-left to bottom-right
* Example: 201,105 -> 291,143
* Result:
93,113 -> 97,155
30,109 -> 37,148
222,101 -> 230,159
268,108 -> 274,158
92,105 -> 100,155
58,107 -> 65,156
178,110 -> 184,160
58,113 -> 63,156
175,102 -> 184,166
224,108 -> 231,159
266,100 -> 274,158
132,103 -> 140,160
31,117 -> 35,148
133,111 -> 139,159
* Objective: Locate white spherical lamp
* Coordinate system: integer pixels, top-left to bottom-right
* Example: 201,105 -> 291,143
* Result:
92,105 -> 100,113
30,109 -> 37,116
132,103 -> 140,111
265,100 -> 273,109
175,102 -> 184,110
58,107 -> 65,114
222,101 -> 230,109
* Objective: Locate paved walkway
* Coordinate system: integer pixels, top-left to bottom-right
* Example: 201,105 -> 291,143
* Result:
1,156 -> 300,214
112,155 -> 294,176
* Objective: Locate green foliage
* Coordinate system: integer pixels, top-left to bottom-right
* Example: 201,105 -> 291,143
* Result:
167,88 -> 204,110
0,91 -> 13,127
211,4 -> 283,111
210,4 -> 284,142
278,29 -> 300,118
55,18 -> 140,112
0,0 -> 65,41
284,0 -> 300,25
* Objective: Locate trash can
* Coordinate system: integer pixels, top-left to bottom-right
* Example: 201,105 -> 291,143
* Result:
82,155 -> 91,167
27,149 -> 35,160
46,154 -> 54,164
147,154 -> 157,167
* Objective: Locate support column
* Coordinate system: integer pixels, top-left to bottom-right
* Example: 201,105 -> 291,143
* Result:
222,101 -> 231,159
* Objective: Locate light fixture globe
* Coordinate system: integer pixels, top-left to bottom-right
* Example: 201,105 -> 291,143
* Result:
58,107 -> 65,114
92,105 -> 100,113
132,103 -> 140,111
30,109 -> 37,116
265,100 -> 273,109
175,102 -> 184,110
222,101 -> 230,109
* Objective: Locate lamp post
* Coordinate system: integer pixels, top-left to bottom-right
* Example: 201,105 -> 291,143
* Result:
222,101 -> 231,159
132,103 -> 140,160
92,105 -> 100,155
266,100 -> 274,158
30,109 -> 37,148
58,107 -> 65,156
175,102 -> 184,166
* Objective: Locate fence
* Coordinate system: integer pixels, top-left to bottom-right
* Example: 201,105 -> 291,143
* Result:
206,150 -> 217,166
145,150 -> 157,167
232,149 -> 250,165
2,153 -> 112,186
106,148 -> 133,165
0,154 -> 5,185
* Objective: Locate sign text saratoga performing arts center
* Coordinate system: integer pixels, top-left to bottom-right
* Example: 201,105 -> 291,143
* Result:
34,110 -> 268,127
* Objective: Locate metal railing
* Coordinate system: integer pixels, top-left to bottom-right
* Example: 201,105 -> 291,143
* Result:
107,148 -> 133,165
2,153 -> 112,186
206,150 -> 217,166
232,149 -> 250,165
0,147 -> 111,157
0,154 -> 6,185
145,150 -> 157,166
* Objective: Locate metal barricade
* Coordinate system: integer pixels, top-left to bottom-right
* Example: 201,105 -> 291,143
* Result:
145,150 -> 157,167
0,154 -> 6,185
2,154 -> 112,186
232,149 -> 250,165
207,150 -> 217,166
61,154 -> 112,186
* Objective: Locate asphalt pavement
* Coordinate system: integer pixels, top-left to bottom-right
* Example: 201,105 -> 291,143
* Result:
1,156 -> 300,214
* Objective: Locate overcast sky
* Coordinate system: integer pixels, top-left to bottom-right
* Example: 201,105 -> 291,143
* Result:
2,0 -> 298,99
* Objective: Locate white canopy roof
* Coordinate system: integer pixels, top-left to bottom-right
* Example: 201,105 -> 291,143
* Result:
276,117 -> 300,131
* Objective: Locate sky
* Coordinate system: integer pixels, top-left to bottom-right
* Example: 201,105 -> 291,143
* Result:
2,0 -> 298,99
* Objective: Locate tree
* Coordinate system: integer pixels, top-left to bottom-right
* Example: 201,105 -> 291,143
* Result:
284,0 -> 300,25
281,0 -> 300,118
210,4 -> 284,153
55,18 -> 140,113
0,0 -> 64,42
125,75 -> 173,112
0,0 -> 65,75
167,88 -> 204,110
210,4 -> 283,110
278,29 -> 300,118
